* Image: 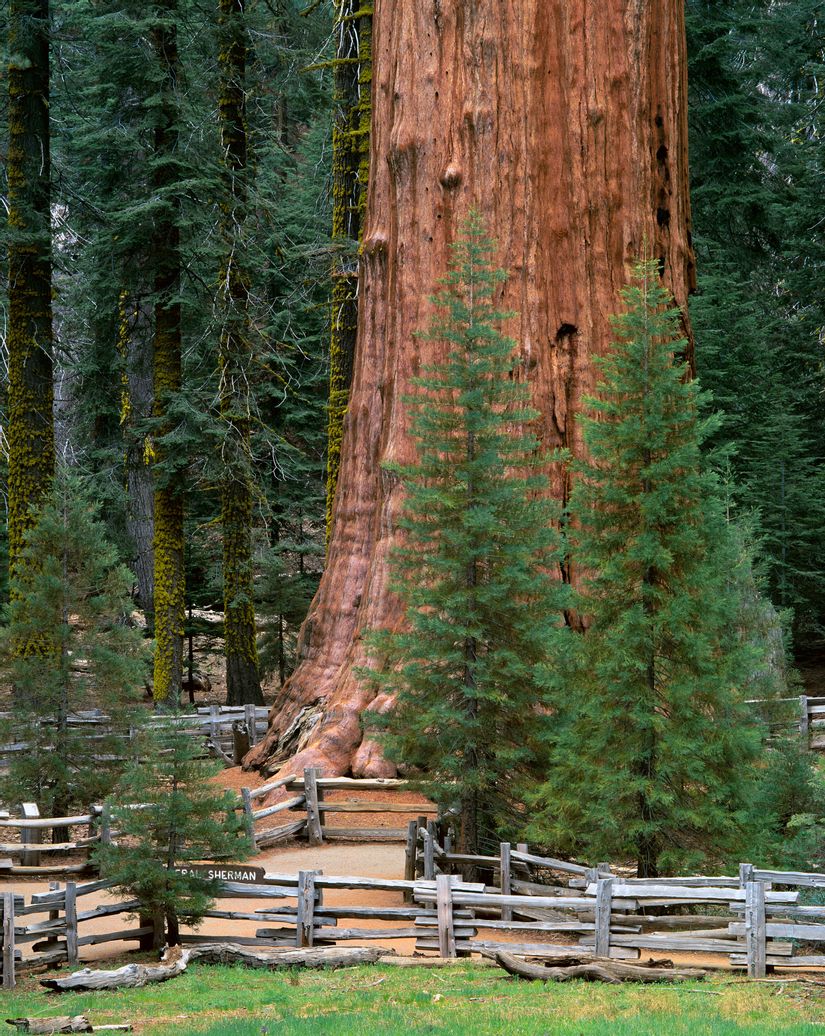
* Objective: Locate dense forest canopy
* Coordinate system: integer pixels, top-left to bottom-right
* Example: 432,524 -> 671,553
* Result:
0,0 -> 822,800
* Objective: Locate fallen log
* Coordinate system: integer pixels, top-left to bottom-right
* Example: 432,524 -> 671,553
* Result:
40,943 -> 390,991
6,1020 -> 93,1034
491,951 -> 707,984
376,955 -> 496,969
39,948 -> 190,992
5,1020 -> 131,1034
183,943 -> 390,970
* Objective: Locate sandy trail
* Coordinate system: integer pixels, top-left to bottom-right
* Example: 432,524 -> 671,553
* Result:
5,841 -> 419,963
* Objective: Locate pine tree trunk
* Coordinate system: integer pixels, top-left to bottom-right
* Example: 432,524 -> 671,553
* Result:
151,2 -> 186,707
119,294 -> 156,625
7,0 -> 55,591
218,0 -> 263,707
326,1 -> 372,542
248,0 -> 696,777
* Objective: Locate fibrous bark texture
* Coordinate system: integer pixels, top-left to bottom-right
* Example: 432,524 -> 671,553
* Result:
218,0 -> 263,706
326,1 -> 373,542
7,0 -> 55,591
248,0 -> 696,777
119,293 -> 155,623
151,1 -> 186,706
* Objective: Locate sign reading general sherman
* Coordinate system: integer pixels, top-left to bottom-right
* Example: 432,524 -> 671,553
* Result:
172,864 -> 267,883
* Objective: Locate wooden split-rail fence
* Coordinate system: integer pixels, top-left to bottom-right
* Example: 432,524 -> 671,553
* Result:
5,825 -> 825,988
0,770 -> 435,878
239,770 -> 438,851
0,705 -> 270,774
749,694 -> 825,750
406,822 -> 825,977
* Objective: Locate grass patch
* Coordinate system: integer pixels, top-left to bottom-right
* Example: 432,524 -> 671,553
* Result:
4,956 -> 825,1035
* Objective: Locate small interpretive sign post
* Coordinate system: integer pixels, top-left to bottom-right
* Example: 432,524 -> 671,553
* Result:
172,864 -> 267,884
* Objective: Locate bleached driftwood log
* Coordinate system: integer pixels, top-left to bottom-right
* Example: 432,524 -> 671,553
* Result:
40,943 -> 389,991
492,951 -> 707,984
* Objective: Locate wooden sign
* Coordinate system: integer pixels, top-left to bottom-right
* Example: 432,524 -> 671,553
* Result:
172,864 -> 266,883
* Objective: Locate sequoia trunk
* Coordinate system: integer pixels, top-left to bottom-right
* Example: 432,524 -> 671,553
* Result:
326,1 -> 372,541
248,0 -> 696,776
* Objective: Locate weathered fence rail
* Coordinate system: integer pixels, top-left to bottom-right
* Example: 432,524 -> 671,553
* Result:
0,770 -> 435,878
6,847 -> 825,989
240,770 -> 438,851
0,705 -> 270,773
748,694 -> 825,750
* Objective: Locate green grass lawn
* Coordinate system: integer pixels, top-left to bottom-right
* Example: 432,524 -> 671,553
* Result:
5,958 -> 825,1035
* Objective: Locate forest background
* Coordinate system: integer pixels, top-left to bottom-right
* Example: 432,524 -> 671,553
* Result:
0,1 -> 822,719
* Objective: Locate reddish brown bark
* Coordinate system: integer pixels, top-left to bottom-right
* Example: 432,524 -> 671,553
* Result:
247,0 -> 696,777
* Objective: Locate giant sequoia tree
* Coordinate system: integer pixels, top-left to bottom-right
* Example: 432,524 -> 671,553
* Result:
247,0 -> 697,777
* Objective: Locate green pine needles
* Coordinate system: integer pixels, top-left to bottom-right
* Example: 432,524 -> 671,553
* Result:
97,725 -> 249,948
0,472 -> 150,816
364,213 -> 570,857
530,258 -> 764,877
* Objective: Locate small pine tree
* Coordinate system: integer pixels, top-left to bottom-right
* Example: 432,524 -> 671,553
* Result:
530,258 -> 764,876
0,473 -> 149,815
96,725 -> 249,948
364,213 -> 570,856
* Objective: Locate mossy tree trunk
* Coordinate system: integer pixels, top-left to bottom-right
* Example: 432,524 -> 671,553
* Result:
118,293 -> 155,628
150,1 -> 185,707
326,1 -> 372,542
248,0 -> 696,778
6,0 -> 55,595
218,0 -> 263,706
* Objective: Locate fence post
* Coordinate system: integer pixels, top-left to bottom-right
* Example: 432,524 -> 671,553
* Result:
240,788 -> 257,852
745,880 -> 766,978
415,817 -> 427,879
595,876 -> 613,958
43,881 -> 61,958
65,882 -> 78,965
209,704 -> 220,741
99,804 -> 112,847
2,891 -> 15,989
800,695 -> 810,740
739,862 -> 754,888
20,802 -> 40,868
436,873 -> 456,958
404,819 -> 418,903
244,704 -> 258,747
231,722 -> 250,765
423,827 -> 435,881
296,870 -> 316,948
304,768 -> 324,845
500,843 -> 512,922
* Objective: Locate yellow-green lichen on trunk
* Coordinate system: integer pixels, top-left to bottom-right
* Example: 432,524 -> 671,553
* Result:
326,2 -> 373,544
150,0 -> 186,707
6,0 -> 55,605
218,0 -> 262,706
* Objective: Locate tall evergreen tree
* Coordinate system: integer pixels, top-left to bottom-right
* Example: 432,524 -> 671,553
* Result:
149,0 -> 186,706
532,259 -> 764,877
218,0 -> 262,705
687,0 -> 825,635
365,215 -> 569,856
6,0 -> 55,592
97,724 -> 249,948
0,473 -> 149,815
